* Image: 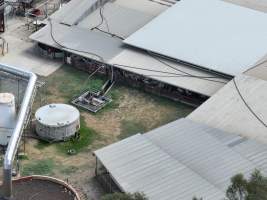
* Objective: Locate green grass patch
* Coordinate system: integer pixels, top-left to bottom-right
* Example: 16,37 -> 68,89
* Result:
55,116 -> 97,155
18,154 -> 29,160
119,120 -> 147,140
59,165 -> 79,175
21,159 -> 54,176
45,65 -> 121,112
46,65 -> 105,100
34,140 -> 51,150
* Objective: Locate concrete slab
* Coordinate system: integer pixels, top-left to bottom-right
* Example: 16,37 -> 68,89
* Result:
0,17 -> 62,77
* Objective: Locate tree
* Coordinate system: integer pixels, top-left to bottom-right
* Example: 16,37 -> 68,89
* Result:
226,170 -> 267,200
101,192 -> 148,200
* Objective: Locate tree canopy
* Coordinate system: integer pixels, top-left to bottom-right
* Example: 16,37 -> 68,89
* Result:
101,170 -> 267,200
226,170 -> 267,200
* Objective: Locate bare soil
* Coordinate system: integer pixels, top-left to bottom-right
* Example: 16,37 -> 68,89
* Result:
12,178 -> 77,200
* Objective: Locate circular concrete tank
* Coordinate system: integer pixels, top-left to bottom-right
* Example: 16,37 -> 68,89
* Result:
35,104 -> 80,141
0,93 -> 16,146
12,175 -> 81,200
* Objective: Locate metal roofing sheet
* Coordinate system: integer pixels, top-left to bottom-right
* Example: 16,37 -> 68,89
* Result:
124,0 -> 267,76
30,21 -> 123,62
95,118 -> 267,199
50,0 -> 85,23
202,125 -> 267,174
188,74 -> 267,143
95,134 -> 225,200
50,0 -> 98,26
113,0 -> 169,16
145,119 -> 257,190
109,49 -> 228,96
78,2 -> 154,38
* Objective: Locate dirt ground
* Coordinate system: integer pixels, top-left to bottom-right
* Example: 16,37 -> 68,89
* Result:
17,64 -> 194,200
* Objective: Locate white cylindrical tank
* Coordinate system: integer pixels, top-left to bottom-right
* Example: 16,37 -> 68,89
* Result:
35,104 -> 80,141
0,93 -> 16,146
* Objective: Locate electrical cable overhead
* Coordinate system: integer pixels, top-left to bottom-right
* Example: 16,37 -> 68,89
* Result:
90,6 -> 125,40
80,64 -> 103,92
233,78 -> 267,128
94,27 -> 125,40
48,15 -> 226,84
147,0 -> 171,7
48,18 -> 104,62
92,5 -> 109,31
146,50 -> 228,83
113,63 -> 227,84
102,6 -> 110,33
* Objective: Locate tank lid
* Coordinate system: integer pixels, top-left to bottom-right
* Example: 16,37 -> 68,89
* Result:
0,93 -> 15,104
35,104 -> 80,127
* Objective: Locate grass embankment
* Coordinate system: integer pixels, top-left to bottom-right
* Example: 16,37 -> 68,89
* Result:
21,159 -> 79,176
22,159 -> 54,176
56,116 -> 97,154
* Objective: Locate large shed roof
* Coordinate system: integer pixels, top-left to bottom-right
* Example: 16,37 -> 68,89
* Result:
30,0 -> 229,97
109,49 -> 228,96
124,0 -> 267,76
30,21 -> 123,62
188,74 -> 267,143
95,129 -> 224,200
94,118 -> 267,200
78,2 -> 154,39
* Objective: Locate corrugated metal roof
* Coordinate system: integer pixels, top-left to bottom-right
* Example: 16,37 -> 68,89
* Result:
94,118 -> 267,200
124,0 -> 267,76
109,49 -> 228,96
188,74 -> 267,143
95,134 -> 225,200
145,119 -> 257,190
30,21 -> 123,62
207,127 -> 267,174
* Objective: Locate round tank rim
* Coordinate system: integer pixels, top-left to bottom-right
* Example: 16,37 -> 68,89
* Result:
35,103 -> 80,127
12,175 -> 81,200
35,117 -> 80,128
